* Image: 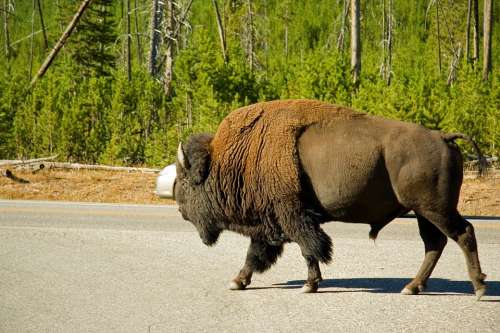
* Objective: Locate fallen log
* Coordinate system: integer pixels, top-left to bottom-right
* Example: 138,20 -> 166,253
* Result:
2,169 -> 30,183
465,156 -> 498,165
44,162 -> 161,174
0,156 -> 161,173
464,169 -> 500,179
32,164 -> 45,174
0,155 -> 58,167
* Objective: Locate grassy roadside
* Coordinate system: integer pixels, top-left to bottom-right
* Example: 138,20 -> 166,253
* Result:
0,168 -> 498,216
0,169 -> 174,205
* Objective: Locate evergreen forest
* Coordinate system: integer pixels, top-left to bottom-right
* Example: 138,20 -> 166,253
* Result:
0,0 -> 498,167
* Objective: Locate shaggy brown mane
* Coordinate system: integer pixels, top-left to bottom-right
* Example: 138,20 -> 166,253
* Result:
210,99 -> 364,223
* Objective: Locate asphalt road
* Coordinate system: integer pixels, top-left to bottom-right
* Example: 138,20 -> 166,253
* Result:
1,200 -> 499,333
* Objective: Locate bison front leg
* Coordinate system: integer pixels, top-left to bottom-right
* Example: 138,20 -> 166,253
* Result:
301,255 -> 322,293
229,238 -> 284,290
283,221 -> 332,293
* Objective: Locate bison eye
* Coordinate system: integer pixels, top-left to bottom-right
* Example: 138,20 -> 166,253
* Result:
180,179 -> 189,191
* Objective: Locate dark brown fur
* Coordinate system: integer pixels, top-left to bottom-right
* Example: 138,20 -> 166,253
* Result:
175,99 -> 487,297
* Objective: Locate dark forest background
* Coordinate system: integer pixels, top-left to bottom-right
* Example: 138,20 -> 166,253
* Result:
0,0 -> 498,167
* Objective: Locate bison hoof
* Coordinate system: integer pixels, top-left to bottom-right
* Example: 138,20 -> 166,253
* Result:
301,283 -> 318,293
400,287 -> 419,295
229,280 -> 247,291
401,283 -> 425,295
475,287 -> 486,301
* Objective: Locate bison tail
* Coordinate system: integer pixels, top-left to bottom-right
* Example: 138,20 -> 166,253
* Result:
441,133 -> 488,176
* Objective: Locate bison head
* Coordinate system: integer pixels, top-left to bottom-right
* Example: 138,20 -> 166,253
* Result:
175,134 -> 222,246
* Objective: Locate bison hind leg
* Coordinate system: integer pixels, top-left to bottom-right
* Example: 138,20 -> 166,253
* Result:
402,214 -> 448,295
409,210 -> 487,300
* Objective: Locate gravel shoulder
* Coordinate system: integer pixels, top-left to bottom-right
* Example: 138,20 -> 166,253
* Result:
0,168 -> 498,215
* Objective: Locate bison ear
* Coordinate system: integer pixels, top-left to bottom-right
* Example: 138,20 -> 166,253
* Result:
178,134 -> 213,185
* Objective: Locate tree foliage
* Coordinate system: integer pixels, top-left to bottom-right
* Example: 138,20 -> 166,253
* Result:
0,0 -> 498,166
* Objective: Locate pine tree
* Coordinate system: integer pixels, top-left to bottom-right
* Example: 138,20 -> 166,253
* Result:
70,0 -> 117,78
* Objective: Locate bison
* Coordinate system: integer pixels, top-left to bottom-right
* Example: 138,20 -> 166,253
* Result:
175,99 -> 487,299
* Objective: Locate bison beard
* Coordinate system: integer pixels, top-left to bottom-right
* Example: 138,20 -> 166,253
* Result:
175,99 -> 487,299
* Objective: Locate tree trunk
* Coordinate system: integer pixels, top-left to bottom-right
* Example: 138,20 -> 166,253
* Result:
171,0 -> 194,44
36,0 -> 48,49
170,0 -> 194,51
246,0 -> 255,72
29,0 -> 36,82
212,0 -> 227,63
164,0 -> 174,97
447,43 -> 462,85
134,0 -> 143,65
3,0 -> 11,58
284,25 -> 289,60
466,0 -> 472,63
125,0 -> 132,81
350,0 -> 361,83
161,0 -> 194,96
380,0 -> 393,84
337,0 -> 349,52
148,0 -> 162,76
386,0 -> 393,85
263,0 -> 269,77
472,0 -> 479,63
482,0 -> 493,80
30,0 -> 94,88
436,0 -> 442,74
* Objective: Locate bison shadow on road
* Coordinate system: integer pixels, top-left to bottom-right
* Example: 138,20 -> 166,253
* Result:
269,278 -> 500,298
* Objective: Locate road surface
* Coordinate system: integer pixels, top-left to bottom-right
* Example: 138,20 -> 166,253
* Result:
1,200 -> 499,332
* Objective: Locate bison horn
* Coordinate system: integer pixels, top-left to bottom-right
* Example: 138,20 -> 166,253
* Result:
177,142 -> 186,169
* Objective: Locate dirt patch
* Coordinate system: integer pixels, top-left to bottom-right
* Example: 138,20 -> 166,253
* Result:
458,177 -> 500,216
0,168 -> 498,216
0,169 -> 174,205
